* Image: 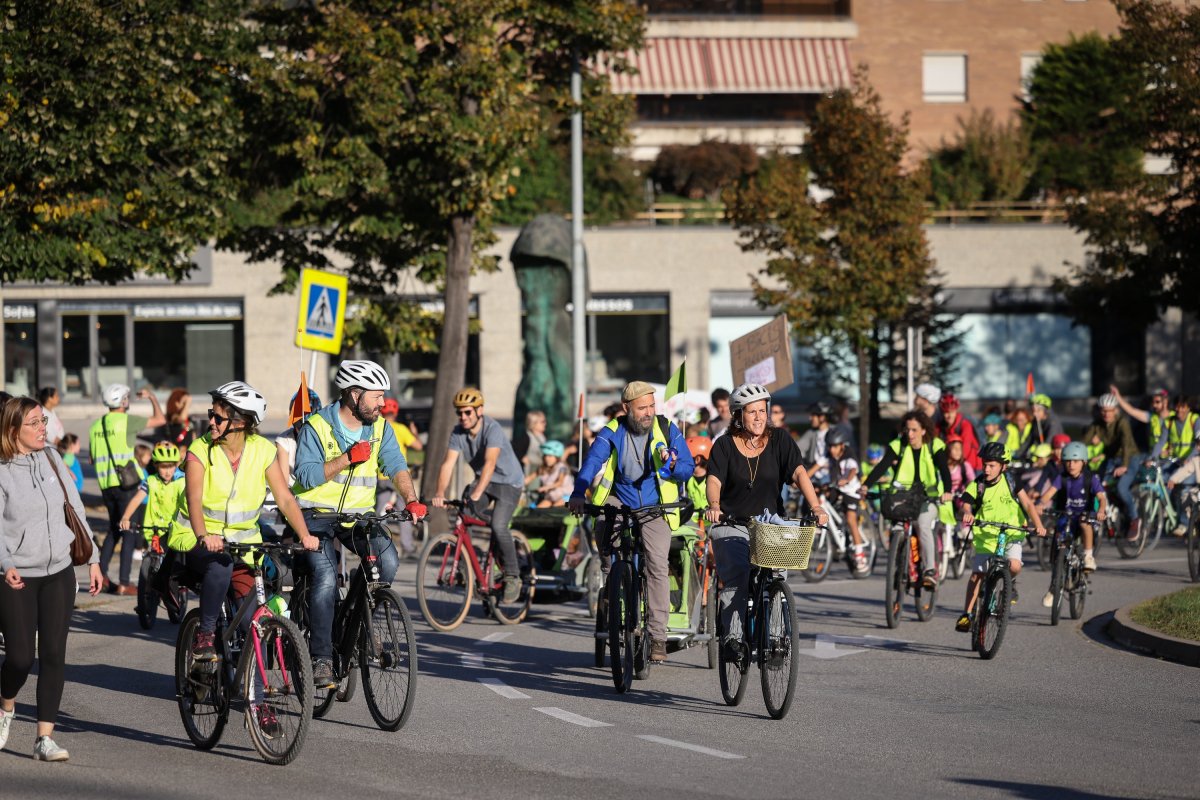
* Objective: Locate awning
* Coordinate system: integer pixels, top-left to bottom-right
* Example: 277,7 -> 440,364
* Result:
606,37 -> 852,95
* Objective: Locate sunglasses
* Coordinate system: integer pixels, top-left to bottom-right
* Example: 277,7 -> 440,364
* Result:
207,409 -> 230,425
455,408 -> 476,417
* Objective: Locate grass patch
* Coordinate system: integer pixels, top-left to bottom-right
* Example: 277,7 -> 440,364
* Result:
1130,585 -> 1200,642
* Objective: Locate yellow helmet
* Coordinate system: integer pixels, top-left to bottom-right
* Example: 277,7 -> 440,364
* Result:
453,387 -> 484,408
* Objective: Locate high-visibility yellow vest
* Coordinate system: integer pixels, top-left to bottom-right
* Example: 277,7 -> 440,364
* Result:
1168,413 -> 1198,459
889,437 -> 946,498
964,474 -> 1027,555
143,473 -> 185,539
88,412 -> 134,490
591,416 -> 681,530
168,434 -> 276,552
294,414 -> 384,514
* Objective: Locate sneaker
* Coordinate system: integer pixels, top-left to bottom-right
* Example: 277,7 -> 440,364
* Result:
921,569 -> 938,590
254,704 -> 281,739
1010,585 -> 1020,605
33,736 -> 69,762
1083,554 -> 1097,572
650,639 -> 668,663
312,658 -> 336,690
1042,591 -> 1055,608
132,549 -> 144,562
1126,518 -> 1141,541
502,575 -> 521,604
0,706 -> 11,751
1172,524 -> 1187,538
191,631 -> 217,663
722,637 -> 745,665
853,550 -> 869,575
955,614 -> 972,632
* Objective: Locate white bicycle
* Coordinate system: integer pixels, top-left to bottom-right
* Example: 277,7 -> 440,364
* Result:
804,488 -> 880,582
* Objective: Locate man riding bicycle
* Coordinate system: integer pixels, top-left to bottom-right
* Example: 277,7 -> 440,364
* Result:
293,360 -> 427,689
431,387 -> 527,604
1083,393 -> 1138,538
568,381 -> 694,664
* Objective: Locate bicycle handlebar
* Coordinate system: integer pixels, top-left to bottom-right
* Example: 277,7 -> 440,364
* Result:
578,501 -> 691,525
224,540 -> 312,556
970,520 -> 1039,534
306,509 -> 415,524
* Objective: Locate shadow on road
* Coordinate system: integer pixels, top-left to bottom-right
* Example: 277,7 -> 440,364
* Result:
952,777 -> 1130,799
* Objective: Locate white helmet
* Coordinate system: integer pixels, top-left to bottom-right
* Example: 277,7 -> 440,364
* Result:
102,383 -> 131,409
334,360 -> 391,391
1098,393 -> 1119,409
209,381 -> 267,426
730,383 -> 771,411
915,383 -> 942,405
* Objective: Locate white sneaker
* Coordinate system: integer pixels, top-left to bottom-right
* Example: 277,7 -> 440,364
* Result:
133,549 -> 144,562
1172,524 -> 1187,537
1042,591 -> 1054,608
1083,554 -> 1097,572
0,706 -> 12,750
33,735 -> 69,762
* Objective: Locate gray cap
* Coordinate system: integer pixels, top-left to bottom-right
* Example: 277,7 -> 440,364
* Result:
621,381 -> 656,403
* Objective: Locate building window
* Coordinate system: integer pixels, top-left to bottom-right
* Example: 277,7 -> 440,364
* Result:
636,93 -> 819,124
3,304 -> 38,398
944,312 -> 1091,400
586,294 -> 670,391
922,54 -> 967,103
1020,53 -> 1042,102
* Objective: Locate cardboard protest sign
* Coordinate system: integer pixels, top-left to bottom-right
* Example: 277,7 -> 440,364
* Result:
729,315 -> 794,394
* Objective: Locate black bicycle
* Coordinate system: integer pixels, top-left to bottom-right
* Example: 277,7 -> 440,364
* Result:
135,524 -> 188,630
1045,511 -> 1095,625
967,521 -> 1036,660
290,510 -> 418,731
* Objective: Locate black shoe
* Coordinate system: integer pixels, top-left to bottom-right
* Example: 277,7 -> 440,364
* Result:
921,569 -> 938,590
955,614 -> 972,632
721,637 -> 744,666
312,658 -> 336,689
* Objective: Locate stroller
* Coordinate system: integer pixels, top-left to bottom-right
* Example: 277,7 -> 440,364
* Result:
510,503 -> 603,617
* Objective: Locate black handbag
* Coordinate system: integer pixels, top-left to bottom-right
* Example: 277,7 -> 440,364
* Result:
102,415 -> 142,491
880,488 -> 927,522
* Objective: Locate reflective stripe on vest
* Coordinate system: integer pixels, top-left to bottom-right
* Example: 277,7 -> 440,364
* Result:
890,437 -> 946,498
167,435 -> 276,552
1168,413 -> 1198,459
88,412 -> 134,490
591,416 -> 681,530
293,414 -> 384,514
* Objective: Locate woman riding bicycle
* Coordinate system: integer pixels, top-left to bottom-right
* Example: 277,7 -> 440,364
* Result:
862,410 -> 953,590
168,381 -> 318,664
704,383 -> 827,659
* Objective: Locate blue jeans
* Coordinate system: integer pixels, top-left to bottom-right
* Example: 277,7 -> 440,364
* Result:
1115,458 -> 1142,520
301,515 -> 399,660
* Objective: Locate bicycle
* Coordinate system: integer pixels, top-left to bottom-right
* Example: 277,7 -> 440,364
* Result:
941,501 -> 974,581
967,521 -> 1036,660
1122,458 -> 1177,559
175,541 -> 313,765
1044,511 -> 1095,625
715,514 -> 813,720
1186,498 -> 1200,583
804,487 -> 878,582
415,499 -> 536,631
882,511 -> 942,629
290,510 -> 418,731
135,524 -> 188,630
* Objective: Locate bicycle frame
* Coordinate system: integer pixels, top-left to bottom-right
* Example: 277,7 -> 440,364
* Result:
1135,459 -> 1178,530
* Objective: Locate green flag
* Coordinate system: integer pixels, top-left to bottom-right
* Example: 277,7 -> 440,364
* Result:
664,359 -> 687,400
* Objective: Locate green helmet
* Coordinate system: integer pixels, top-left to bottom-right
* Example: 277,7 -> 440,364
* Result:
1030,393 -> 1052,409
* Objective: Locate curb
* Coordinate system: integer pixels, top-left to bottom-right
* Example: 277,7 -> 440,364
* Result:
1106,602 -> 1200,667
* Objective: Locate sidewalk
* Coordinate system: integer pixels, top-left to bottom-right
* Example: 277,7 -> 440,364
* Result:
1107,600 -> 1200,668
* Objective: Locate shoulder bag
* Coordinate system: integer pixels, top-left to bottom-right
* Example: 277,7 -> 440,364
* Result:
45,452 -> 95,566
102,414 -> 142,490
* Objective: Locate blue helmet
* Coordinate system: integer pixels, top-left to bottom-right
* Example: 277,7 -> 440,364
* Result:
866,442 -> 885,461
541,440 -> 565,458
1062,442 -> 1088,462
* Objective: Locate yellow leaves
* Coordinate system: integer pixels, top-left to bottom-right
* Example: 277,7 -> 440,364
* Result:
32,196 -> 108,223
77,241 -> 107,266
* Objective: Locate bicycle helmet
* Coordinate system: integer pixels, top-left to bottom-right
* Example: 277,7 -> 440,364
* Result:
866,442 -> 885,462
209,381 -> 267,426
334,359 -> 391,391
686,436 -> 711,459
453,387 -> 484,408
382,397 -> 400,416
540,439 -> 564,458
151,441 -> 181,463
914,383 -> 942,405
102,383 -> 131,409
290,388 -> 321,413
1051,433 -> 1071,449
729,383 -> 771,411
939,392 -> 960,412
1030,392 -> 1052,409
1062,442 -> 1088,462
1097,393 -> 1118,409
945,432 -> 963,445
808,401 -> 832,417
1031,442 -> 1053,459
979,441 -> 1008,464
982,413 -> 1003,427
825,427 -> 850,447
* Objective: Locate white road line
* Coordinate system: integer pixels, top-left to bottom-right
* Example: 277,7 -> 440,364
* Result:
636,735 -> 746,760
534,707 -> 612,728
477,631 -> 513,645
477,677 -> 530,700
1107,556 -> 1186,567
461,652 -> 485,669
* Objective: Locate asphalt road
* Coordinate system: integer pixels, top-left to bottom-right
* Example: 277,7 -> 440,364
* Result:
1,534 -> 1196,800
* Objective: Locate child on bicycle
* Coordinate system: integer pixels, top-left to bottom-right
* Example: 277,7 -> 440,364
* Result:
685,436 -> 710,514
940,433 -> 974,536
119,441 -> 186,549
825,428 -> 868,575
525,440 -> 571,507
955,441 -> 1047,631
1037,441 -> 1107,604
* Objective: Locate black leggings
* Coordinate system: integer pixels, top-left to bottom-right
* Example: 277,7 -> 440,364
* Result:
0,566 -> 76,723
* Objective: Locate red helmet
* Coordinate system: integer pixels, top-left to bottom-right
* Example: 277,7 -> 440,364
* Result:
945,433 -> 963,445
686,436 -> 711,460
382,398 -> 400,416
1051,433 -> 1071,449
939,392 -> 960,412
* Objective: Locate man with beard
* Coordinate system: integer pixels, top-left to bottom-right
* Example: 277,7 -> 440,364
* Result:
569,381 -> 694,663
293,360 -> 426,688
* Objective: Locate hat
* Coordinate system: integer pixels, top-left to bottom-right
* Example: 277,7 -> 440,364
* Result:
1030,393 -> 1052,409
621,381 -> 656,403
983,413 -> 1003,427
915,383 -> 941,405
1151,388 -> 1169,399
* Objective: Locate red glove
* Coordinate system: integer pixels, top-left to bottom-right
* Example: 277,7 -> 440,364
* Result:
405,500 -> 427,520
346,440 -> 372,465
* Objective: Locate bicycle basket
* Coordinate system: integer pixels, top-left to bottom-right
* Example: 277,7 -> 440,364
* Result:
880,489 -> 925,522
748,520 -> 815,570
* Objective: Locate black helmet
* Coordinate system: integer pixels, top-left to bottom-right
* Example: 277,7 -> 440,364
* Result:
825,427 -> 850,447
808,401 -> 833,417
979,441 -> 1008,464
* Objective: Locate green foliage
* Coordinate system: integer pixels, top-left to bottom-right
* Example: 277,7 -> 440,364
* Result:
1131,585 -> 1200,642
923,110 -> 1033,209
344,297 -> 480,355
0,0 -> 253,283
651,140 -> 759,201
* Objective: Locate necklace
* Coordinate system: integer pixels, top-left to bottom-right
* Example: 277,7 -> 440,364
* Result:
746,453 -> 761,490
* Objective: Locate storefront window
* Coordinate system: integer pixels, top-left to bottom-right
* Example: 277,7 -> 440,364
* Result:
587,295 -> 670,390
947,312 -> 1091,400
3,304 -> 38,397
134,319 -> 244,394
95,313 -> 128,392
61,315 -> 91,401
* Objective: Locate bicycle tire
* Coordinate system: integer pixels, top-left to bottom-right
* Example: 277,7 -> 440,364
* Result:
975,567 -> 1010,660
704,575 -> 718,670
244,615 -> 313,765
336,664 -> 358,703
594,584 -> 607,668
1049,547 -> 1066,626
716,598 -> 749,707
1188,515 -> 1200,583
633,630 -> 651,681
608,560 -> 635,694
802,526 -> 833,583
949,532 -> 970,580
884,529 -> 907,629
490,531 -> 536,625
760,579 -> 799,720
1069,564 -> 1087,621
166,585 -> 189,625
915,581 -> 937,622
360,587 -> 418,731
137,558 -> 158,630
1036,536 -> 1052,572
1144,496 -> 1167,553
175,609 -> 227,750
1119,495 -> 1153,559
935,526 -> 950,584
585,558 -> 602,619
416,532 -> 473,632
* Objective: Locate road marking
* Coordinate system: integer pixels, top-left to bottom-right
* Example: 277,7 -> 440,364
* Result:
636,735 -> 745,760
477,677 -> 530,700
799,633 -> 907,659
534,707 -> 612,728
461,652 -> 485,669
478,631 -> 513,645
1107,556 -> 1186,567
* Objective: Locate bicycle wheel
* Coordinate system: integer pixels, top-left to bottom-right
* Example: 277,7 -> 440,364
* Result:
915,581 -> 937,622
175,610 -> 227,750
716,600 -> 749,707
803,526 -> 833,582
489,531 -> 536,625
884,529 -> 907,629
335,666 -> 358,703
1049,547 -> 1066,626
760,579 -> 799,720
585,558 -> 602,619
608,560 -> 636,693
704,575 -> 718,670
137,558 -> 159,630
166,584 -> 189,625
1144,497 -> 1167,553
1188,516 -> 1200,582
360,587 -> 418,731
975,568 -> 1011,660
1119,495 -> 1153,559
416,533 -> 473,632
1036,536 -> 1052,572
244,615 -> 312,765
1068,560 -> 1087,620
935,527 -> 950,584
594,581 -> 607,668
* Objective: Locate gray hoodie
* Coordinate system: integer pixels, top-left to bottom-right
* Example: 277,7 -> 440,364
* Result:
0,447 -> 98,576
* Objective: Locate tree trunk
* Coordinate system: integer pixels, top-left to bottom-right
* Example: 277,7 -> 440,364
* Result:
421,213 -> 475,503
856,340 -> 870,460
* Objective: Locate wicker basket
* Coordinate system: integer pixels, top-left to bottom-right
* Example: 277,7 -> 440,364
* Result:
748,520 -> 816,570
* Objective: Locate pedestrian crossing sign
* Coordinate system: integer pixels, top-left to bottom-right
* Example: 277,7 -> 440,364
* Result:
295,268 -> 348,354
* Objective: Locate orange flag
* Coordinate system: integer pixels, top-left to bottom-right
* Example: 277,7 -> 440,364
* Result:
288,372 -> 312,426
1025,373 -> 1035,396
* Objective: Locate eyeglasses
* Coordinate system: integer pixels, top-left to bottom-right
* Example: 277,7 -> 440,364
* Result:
207,409 -> 230,425
455,409 -> 476,417
23,416 -> 48,428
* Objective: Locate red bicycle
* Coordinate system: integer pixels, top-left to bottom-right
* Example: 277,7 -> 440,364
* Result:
415,499 -> 536,632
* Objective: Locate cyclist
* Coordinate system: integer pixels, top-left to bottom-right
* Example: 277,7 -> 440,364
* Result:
1083,393 -> 1139,538
913,383 -> 942,427
118,441 -> 185,542
824,427 -> 868,575
1008,406 -> 1036,462
293,360 -> 426,689
1037,441 -> 1106,606
981,413 -> 1017,462
937,393 -> 981,470
567,380 -> 694,664
169,382 -> 319,669
862,410 -> 953,589
955,442 -> 1047,630
797,402 -> 833,486
1030,393 -> 1065,445
704,383 -> 825,660
684,436 -> 711,514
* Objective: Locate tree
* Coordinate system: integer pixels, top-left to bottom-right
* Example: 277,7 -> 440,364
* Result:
1055,0 -> 1200,327
229,1 -> 644,497
0,0 -> 253,283
923,109 -> 1033,210
725,70 -> 935,450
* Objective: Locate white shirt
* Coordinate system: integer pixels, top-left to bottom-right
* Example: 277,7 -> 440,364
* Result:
43,407 -> 65,446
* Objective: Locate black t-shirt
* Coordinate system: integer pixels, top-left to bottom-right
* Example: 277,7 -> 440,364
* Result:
708,427 -> 803,519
